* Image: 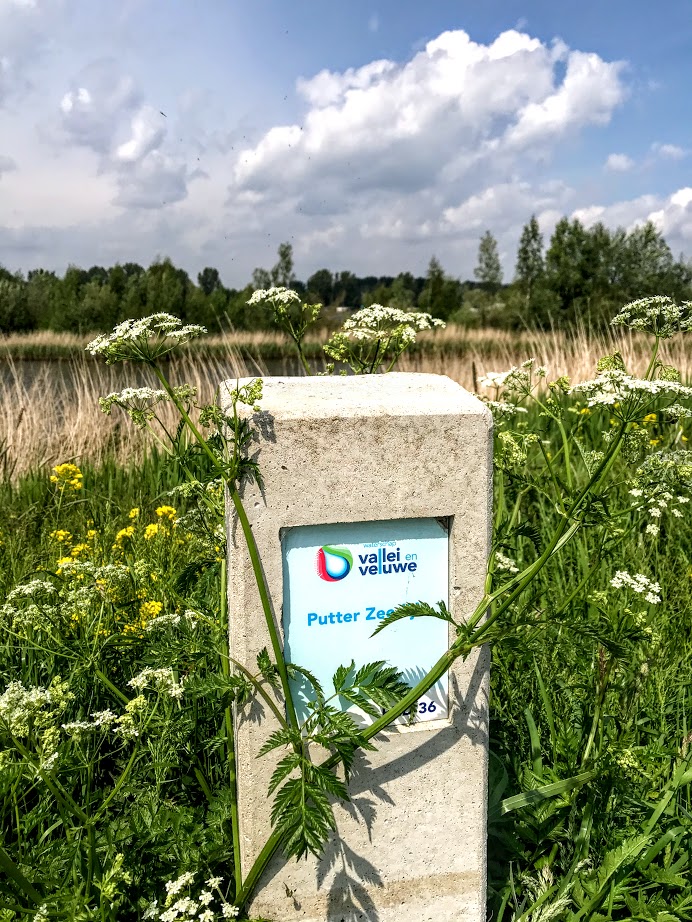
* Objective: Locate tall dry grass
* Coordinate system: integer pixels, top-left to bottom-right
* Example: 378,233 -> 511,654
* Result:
1,326 -> 690,477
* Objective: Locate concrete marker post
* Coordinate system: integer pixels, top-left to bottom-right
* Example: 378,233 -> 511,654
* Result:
224,373 -> 493,922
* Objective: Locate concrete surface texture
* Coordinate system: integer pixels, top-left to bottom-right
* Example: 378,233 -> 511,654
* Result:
223,373 -> 493,922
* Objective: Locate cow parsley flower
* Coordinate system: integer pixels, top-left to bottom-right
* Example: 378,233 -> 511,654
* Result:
87,314 -> 206,364
570,370 -> 692,412
100,385 -> 196,428
494,551 -> 519,573
610,570 -> 662,604
128,668 -> 184,699
324,305 -> 444,372
611,295 -> 692,338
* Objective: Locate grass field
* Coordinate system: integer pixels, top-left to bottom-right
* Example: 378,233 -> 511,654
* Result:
1,325 -> 692,919
2,325 -> 691,478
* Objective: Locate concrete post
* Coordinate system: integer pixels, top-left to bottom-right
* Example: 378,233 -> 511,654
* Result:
224,373 -> 493,922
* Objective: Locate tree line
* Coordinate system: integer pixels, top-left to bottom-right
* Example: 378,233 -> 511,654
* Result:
1,217 -> 690,335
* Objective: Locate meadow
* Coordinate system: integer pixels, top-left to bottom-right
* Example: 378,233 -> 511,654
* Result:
1,313 -> 692,920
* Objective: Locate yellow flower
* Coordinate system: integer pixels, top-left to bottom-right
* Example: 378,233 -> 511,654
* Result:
50,530 -> 72,543
70,543 -> 89,558
683,435 -> 689,443
643,413 -> 657,424
56,556 -> 72,571
155,506 -> 177,522
113,526 -> 135,549
128,507 -> 140,520
50,463 -> 83,492
140,600 -> 163,619
86,529 -> 97,540
649,438 -> 661,447
579,407 -> 590,415
144,523 -> 160,540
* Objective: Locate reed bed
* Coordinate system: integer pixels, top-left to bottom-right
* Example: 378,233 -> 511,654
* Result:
1,326 -> 690,477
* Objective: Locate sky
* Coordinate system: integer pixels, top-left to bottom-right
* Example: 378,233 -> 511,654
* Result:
1,0 -> 692,287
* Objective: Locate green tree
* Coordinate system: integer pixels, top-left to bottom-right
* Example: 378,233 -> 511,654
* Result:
475,231 -> 503,294
270,241 -> 295,288
306,269 -> 333,305
515,216 -> 544,306
198,267 -> 222,297
545,217 -> 589,324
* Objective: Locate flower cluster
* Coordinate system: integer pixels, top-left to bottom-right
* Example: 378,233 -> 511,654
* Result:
610,570 -> 662,605
0,678 -> 73,737
629,450 -> 692,536
50,463 -> 83,492
570,370 -> 692,412
324,305 -> 444,372
494,551 -> 519,574
479,359 -> 548,395
100,385 -> 197,429
610,295 -> 692,338
62,695 -> 146,741
145,873 -> 239,922
128,667 -> 185,699
87,314 -> 206,364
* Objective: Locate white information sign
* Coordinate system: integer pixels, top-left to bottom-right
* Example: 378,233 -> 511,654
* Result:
282,517 -> 449,726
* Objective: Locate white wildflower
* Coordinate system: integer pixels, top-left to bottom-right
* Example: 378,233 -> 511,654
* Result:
494,552 -> 519,574
198,890 -> 213,906
221,906 -> 240,918
484,400 -> 528,418
165,872 -> 196,897
646,522 -> 659,536
629,488 -> 643,497
610,571 -> 661,603
206,877 -> 222,889
248,287 -> 301,308
145,612 -> 182,632
6,579 -> 57,601
128,668 -> 185,699
611,295 -> 692,338
570,369 -> 692,408
86,314 -> 206,364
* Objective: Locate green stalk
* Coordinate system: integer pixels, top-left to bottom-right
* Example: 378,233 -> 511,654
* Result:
220,559 -> 243,898
0,843 -> 43,904
229,488 -> 299,732
150,362 -> 299,731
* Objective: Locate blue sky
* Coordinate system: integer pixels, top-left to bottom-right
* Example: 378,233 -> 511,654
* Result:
1,0 -> 692,286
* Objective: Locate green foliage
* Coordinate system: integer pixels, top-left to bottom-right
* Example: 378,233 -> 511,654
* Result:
475,230 -> 504,294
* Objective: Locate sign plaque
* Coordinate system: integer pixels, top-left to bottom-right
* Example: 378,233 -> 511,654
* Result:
282,517 -> 449,726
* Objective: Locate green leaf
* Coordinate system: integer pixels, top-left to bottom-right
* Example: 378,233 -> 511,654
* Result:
491,770 -> 598,821
269,753 -> 302,794
332,661 -> 355,694
287,662 -> 325,703
370,600 -> 455,636
257,727 -> 300,758
257,647 -> 280,688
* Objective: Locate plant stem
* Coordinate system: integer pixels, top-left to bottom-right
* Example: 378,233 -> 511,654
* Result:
220,559 -> 243,898
229,487 -> 299,732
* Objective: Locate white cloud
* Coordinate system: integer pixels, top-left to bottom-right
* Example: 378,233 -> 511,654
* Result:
573,187 -> 692,257
114,106 -> 166,163
605,152 -> 634,171
0,0 -> 63,106
59,60 -> 140,154
7,21 -> 690,286
0,154 -> 17,176
57,60 -> 194,211
233,29 -> 625,207
651,142 -> 686,160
